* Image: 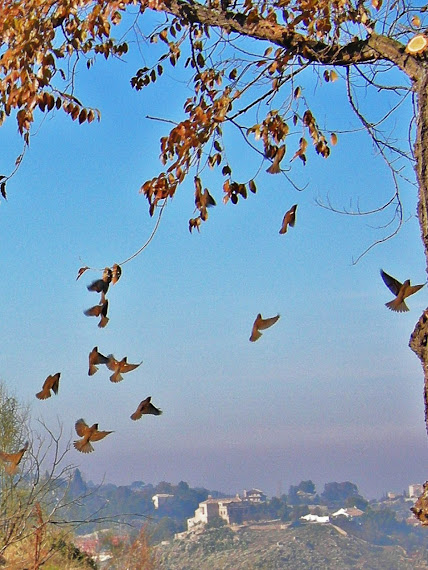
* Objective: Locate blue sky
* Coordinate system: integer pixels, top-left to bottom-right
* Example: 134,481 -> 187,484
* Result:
0,16 -> 426,500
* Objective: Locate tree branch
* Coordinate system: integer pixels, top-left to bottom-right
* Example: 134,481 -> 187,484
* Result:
157,0 -> 423,79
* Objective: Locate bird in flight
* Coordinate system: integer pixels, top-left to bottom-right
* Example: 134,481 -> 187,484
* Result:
87,267 -> 112,295
279,204 -> 297,234
130,396 -> 163,420
380,269 -> 424,312
106,355 -> 142,383
88,347 -> 109,376
73,419 -> 113,453
0,441 -> 29,475
36,373 -> 61,400
84,299 -> 109,328
266,144 -> 286,174
250,313 -> 280,342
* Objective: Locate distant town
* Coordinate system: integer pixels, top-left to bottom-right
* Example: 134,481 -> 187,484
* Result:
64,470 -> 427,568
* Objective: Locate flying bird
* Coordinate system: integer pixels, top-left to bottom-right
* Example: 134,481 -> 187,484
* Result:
380,269 -> 424,312
266,145 -> 286,174
88,347 -> 109,376
0,441 -> 29,475
279,204 -> 297,234
84,299 -> 109,328
73,419 -> 113,453
36,373 -> 60,400
250,313 -> 280,342
106,355 -> 142,383
111,264 -> 122,285
87,267 -> 112,295
130,396 -> 163,420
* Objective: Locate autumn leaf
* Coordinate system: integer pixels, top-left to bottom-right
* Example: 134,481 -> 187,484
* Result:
76,266 -> 90,280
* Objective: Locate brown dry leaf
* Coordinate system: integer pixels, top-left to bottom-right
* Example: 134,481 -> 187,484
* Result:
249,179 -> 257,194
76,266 -> 89,280
412,16 -> 421,28
330,133 -> 338,146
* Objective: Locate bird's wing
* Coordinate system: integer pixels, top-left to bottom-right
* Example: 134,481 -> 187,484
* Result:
122,361 -> 142,373
380,269 -> 402,295
14,449 -> 26,466
41,375 -> 52,391
257,314 -> 280,330
51,373 -> 60,395
407,283 -> 425,296
96,351 -> 109,364
87,279 -> 109,294
106,355 -> 118,371
148,403 -> 163,415
288,205 -> 297,227
249,325 -> 262,342
84,305 -> 102,317
90,430 -> 113,442
130,406 -> 143,421
0,451 -> 12,463
75,419 -> 89,437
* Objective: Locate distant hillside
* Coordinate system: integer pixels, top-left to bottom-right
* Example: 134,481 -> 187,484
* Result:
155,522 -> 428,570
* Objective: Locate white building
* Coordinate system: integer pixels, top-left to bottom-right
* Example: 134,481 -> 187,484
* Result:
242,489 -> 267,503
187,496 -> 252,529
301,514 -> 330,523
331,507 -> 364,519
152,493 -> 174,509
409,484 -> 424,498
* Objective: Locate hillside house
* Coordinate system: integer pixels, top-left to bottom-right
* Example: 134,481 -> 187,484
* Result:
152,493 -> 174,509
242,489 -> 267,503
187,496 -> 253,529
301,514 -> 330,523
409,483 -> 424,498
331,507 -> 364,519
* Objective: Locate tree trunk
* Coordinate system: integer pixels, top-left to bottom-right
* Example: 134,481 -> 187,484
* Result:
409,70 -> 428,525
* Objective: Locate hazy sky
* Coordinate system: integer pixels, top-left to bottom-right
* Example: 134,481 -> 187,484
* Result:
0,12 -> 426,500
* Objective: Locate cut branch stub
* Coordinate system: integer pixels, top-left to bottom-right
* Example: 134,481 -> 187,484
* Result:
406,34 -> 428,55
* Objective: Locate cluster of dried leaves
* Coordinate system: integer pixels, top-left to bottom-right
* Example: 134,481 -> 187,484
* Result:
0,0 -> 395,226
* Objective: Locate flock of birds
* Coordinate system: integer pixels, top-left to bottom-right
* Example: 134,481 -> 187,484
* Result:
0,203 -> 425,475
0,263 -> 164,476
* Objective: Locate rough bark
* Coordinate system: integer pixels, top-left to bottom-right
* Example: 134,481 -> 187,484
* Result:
410,70 -> 428,466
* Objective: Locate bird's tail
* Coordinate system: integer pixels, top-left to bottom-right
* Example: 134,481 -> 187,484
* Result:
110,372 -> 123,383
98,315 -> 109,328
386,299 -> 409,312
73,439 -> 94,453
130,411 -> 141,421
249,330 -> 262,342
36,389 -> 50,400
88,364 -> 98,376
